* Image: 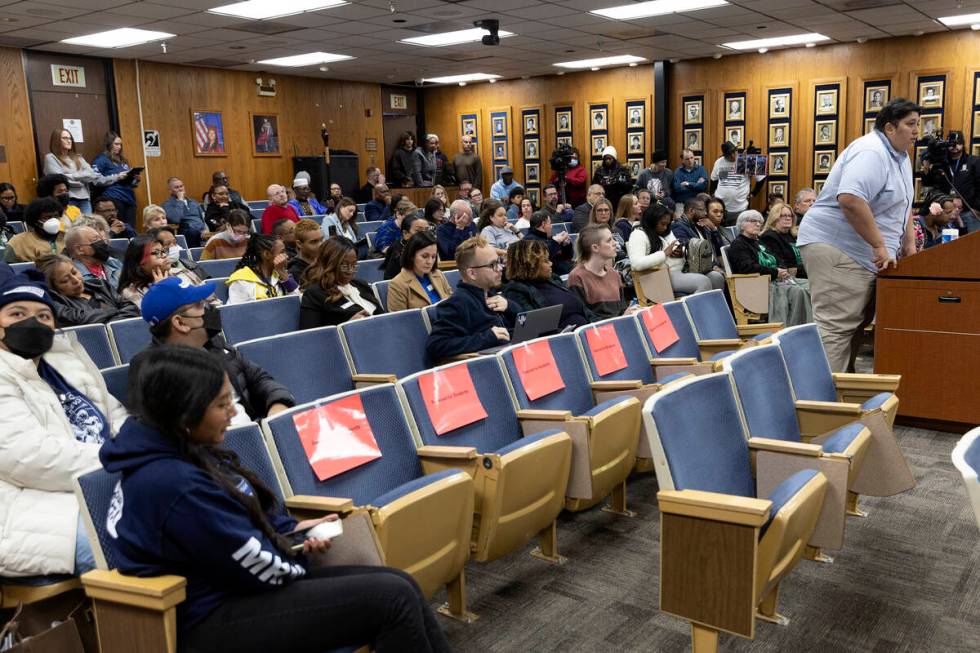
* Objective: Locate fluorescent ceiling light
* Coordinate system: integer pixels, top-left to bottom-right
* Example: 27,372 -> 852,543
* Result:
938,12 -> 980,26
61,28 -> 175,48
722,33 -> 830,50
553,54 -> 646,69
401,28 -> 515,47
258,51 -> 354,66
209,0 -> 347,20
591,0 -> 727,21
422,73 -> 501,84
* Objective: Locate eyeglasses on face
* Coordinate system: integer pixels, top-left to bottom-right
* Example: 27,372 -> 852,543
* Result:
469,260 -> 501,271
149,249 -> 168,258
339,263 -> 359,272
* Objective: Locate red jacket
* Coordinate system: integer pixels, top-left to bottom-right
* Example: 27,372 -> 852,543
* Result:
260,203 -> 299,234
549,164 -> 588,207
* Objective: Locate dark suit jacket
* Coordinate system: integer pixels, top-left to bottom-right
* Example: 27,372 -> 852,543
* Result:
426,282 -> 516,359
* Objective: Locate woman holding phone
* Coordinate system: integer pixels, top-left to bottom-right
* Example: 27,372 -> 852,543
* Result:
627,202 -> 716,294
101,345 -> 452,653
92,132 -> 141,227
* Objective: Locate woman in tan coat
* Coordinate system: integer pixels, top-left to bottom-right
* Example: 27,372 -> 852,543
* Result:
386,232 -> 452,311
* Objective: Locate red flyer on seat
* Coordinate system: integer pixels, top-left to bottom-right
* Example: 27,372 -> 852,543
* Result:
640,305 -> 680,353
292,394 -> 382,481
419,364 -> 488,435
512,339 -> 565,401
585,323 -> 628,376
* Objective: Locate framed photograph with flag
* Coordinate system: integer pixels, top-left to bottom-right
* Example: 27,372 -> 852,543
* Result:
192,110 -> 225,156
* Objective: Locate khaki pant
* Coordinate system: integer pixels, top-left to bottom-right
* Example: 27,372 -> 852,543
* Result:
800,243 -> 876,372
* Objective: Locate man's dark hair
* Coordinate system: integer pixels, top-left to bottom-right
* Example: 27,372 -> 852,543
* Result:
508,186 -> 524,201
92,195 -> 115,209
875,98 -> 923,132
24,197 -> 63,227
36,174 -> 69,198
543,184 -> 557,195
530,210 -> 550,231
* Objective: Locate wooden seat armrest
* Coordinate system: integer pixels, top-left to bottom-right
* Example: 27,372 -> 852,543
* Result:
417,445 -> 478,459
589,380 -> 643,391
657,489 -> 770,527
698,338 -> 742,347
81,570 -> 186,611
285,495 -> 354,513
649,357 -> 699,366
748,437 -> 822,457
351,373 -> 397,385
795,400 -> 863,415
728,273 -> 763,279
437,260 -> 457,271
736,322 -> 783,336
832,372 -> 900,392
516,408 -> 573,420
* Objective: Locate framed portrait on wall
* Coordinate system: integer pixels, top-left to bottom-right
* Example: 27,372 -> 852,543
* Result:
769,124 -> 787,147
914,177 -> 925,202
814,180 -> 825,195
592,135 -> 606,156
726,97 -> 743,121
627,158 -> 643,178
692,155 -> 702,167
815,89 -> 838,115
864,118 -> 876,134
683,128 -> 702,151
769,153 -> 787,175
921,113 -> 942,138
914,146 -> 928,173
769,181 -> 786,198
493,141 -> 507,161
192,110 -> 225,156
972,143 -> 980,157
525,163 -> 540,184
524,115 -> 538,135
865,85 -> 888,113
250,113 -> 279,157
725,126 -> 744,148
556,111 -> 572,133
918,80 -> 944,108
524,139 -> 539,160
461,117 -> 477,142
628,107 -> 644,128
627,133 -> 643,155
972,111 -> 980,138
492,116 -> 506,137
591,159 -> 602,175
814,151 -> 835,174
815,120 -> 836,146
684,100 -> 702,125
769,93 -> 789,119
590,107 -> 607,131
493,164 -> 507,180
527,188 -> 539,207
557,136 -> 573,149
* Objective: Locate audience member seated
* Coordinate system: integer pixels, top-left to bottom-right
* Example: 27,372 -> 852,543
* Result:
142,204 -> 168,232
204,183 -> 249,233
571,184 -> 605,233
118,235 -> 171,308
272,219 -> 298,259
524,210 -> 573,276
424,197 -> 446,227
587,198 -> 626,260
437,199 -> 477,261
541,183 -> 574,223
761,203 -> 807,277
635,187 -> 652,213
288,176 -> 327,218
227,234 -> 299,305
670,198 -> 726,289
202,208 -> 250,261
163,176 -> 207,247
384,213 -> 430,280
514,198 -> 534,230
73,215 -> 116,255
426,236 -> 515,359
374,199 -> 416,255
91,131 -> 140,225
65,224 -> 122,287
387,232 -> 452,311
136,278 -> 294,423
300,236 -> 382,328
322,183 -> 344,214
548,146 -> 587,207
3,198 -> 66,263
793,187 -> 817,224
431,185 -> 449,208
706,197 -> 735,246
453,135 -> 482,191
389,131 -> 416,187
502,239 -> 591,329
505,187 -> 525,221
103,346 -> 446,652
37,254 -> 139,327
149,227 -> 212,287
469,188 -> 484,215
355,166 -> 384,204
287,219 -> 322,280
321,197 -> 365,259
365,183 -> 393,222
92,195 -> 137,239
0,182 -> 25,222
202,171 -> 243,207
260,184 -> 300,235
44,128 -> 126,216
628,203 -> 720,295
478,202 -> 522,252
456,180 -> 472,202
490,166 -> 522,202
36,173 -> 80,224
0,272 -> 126,579
567,224 -> 632,319
592,146 -> 632,211
613,194 -> 640,242
915,193 -> 959,249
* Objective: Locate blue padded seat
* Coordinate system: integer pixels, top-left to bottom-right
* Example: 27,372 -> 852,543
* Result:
658,371 -> 691,385
819,423 -> 867,455
64,324 -> 116,369
373,468 -> 458,507
725,344 -> 805,443
683,289 -> 738,340
101,365 -> 129,406
108,317 -> 151,364
500,334 -> 596,414
221,424 -> 285,502
340,310 -> 431,379
709,350 -> 736,362
75,468 -> 124,570
197,258 -> 241,278
581,396 -> 634,418
861,392 -> 891,411
575,316 -> 656,385
494,428 -> 565,456
752,332 -> 772,341
640,301 -> 703,360
372,280 -> 390,310
773,324 -> 838,401
762,469 -> 819,536
219,294 -> 301,344
967,436 -> 980,474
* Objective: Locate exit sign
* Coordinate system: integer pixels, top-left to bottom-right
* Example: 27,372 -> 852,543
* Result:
51,64 -> 86,88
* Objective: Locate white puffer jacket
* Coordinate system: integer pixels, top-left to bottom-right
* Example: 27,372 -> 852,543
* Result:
0,333 -> 127,577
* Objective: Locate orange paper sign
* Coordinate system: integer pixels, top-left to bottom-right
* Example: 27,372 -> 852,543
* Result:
512,339 -> 565,401
585,323 -> 628,377
640,305 -> 680,353
419,364 -> 489,435
293,394 -> 382,481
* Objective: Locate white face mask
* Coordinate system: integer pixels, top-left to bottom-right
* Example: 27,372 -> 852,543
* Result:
42,217 -> 61,235
569,159 -> 579,167
167,245 -> 181,263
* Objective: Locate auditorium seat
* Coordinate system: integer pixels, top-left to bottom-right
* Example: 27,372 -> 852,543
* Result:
339,309 -> 431,380
953,427 -> 980,531
174,234 -> 188,250
7,220 -> 24,234
107,317 -> 151,364
64,323 -> 116,369
642,373 -> 828,652
218,294 -> 300,344
261,385 -> 476,619
499,334 -> 641,513
360,220 -> 382,235
109,238 -> 129,251
188,246 -> 204,261
721,245 -> 770,324
197,257 -> 240,277
251,217 -> 261,232
209,276 -> 230,303
10,262 -> 31,274
443,269 -> 461,289
632,302 -> 722,377
372,279 -> 389,310
681,289 -> 781,358
721,344 -> 871,554
632,265 -> 675,306
421,302 -> 440,330
399,357 -> 573,563
354,260 -> 385,284
247,200 -> 269,210
101,364 -> 129,406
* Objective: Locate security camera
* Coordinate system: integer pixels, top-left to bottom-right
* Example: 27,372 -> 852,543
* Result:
414,78 -> 424,87
474,19 -> 500,46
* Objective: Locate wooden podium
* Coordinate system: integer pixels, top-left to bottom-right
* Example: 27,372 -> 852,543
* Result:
876,232 -> 980,429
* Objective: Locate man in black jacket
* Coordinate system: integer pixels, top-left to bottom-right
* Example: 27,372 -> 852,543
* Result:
426,236 -> 516,360
134,277 -> 295,421
525,211 -> 573,275
923,131 -> 980,233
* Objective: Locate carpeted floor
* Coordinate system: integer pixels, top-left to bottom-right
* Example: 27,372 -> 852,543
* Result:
436,424 -> 980,652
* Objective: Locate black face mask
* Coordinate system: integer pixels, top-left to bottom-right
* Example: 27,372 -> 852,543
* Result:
56,193 -> 70,208
202,305 -> 223,339
2,316 -> 55,359
89,240 -> 112,262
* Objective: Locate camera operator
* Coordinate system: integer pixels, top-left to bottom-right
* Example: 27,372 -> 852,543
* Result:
548,145 -> 587,207
921,130 -> 980,233
592,146 -> 632,211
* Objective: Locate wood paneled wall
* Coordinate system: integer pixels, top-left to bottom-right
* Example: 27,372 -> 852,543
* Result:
0,47 -> 38,199
424,66 -> 655,190
669,30 -> 980,200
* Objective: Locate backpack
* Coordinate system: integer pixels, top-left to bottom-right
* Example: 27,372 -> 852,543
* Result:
684,237 -> 715,274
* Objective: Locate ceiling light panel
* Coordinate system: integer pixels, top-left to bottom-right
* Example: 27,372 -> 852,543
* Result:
722,33 -> 830,50
422,73 -> 501,84
553,54 -> 646,69
591,0 -> 728,21
938,13 -> 980,27
208,0 -> 348,21
401,28 -> 515,47
61,28 -> 175,48
257,51 -> 354,66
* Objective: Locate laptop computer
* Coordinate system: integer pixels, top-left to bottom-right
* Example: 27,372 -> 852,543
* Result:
479,305 -> 563,354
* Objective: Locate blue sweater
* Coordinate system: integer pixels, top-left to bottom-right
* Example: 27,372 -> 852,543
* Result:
91,154 -> 137,206
100,418 -> 304,635
672,165 -> 708,205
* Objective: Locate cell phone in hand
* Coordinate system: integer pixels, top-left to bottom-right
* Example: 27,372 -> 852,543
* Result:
289,519 -> 344,551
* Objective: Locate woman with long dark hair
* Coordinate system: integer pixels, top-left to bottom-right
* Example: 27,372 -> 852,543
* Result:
92,131 -> 140,226
389,131 -> 417,188
626,202 -> 716,294
300,236 -> 382,328
226,234 -> 299,304
204,184 -> 250,232
37,254 -> 140,326
0,182 -> 25,222
117,235 -> 170,308
101,345 -> 451,652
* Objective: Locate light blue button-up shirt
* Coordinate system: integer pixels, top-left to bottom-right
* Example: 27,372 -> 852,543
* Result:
797,130 -> 913,272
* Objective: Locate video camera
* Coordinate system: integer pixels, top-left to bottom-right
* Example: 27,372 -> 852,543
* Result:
549,143 -> 575,174
922,131 -> 952,165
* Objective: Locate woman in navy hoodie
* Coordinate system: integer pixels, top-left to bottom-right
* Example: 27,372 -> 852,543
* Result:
100,345 -> 451,653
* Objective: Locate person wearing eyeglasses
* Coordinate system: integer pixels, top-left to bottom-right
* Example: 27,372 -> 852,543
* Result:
0,183 -> 24,222
426,236 -> 516,361
117,235 -> 174,309
299,236 -> 383,329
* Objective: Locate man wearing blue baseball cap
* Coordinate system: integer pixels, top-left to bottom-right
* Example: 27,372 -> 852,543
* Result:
131,276 -> 294,423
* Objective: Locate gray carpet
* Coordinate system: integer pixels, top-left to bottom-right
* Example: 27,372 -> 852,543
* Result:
435,424 -> 980,652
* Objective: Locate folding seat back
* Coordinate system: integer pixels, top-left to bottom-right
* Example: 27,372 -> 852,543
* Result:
101,364 -> 129,407
197,257 -> 240,278
247,200 -> 269,210
7,220 -> 24,234
11,262 -> 32,274
174,235 -> 188,250
682,289 -> 738,340
372,280 -> 389,310
575,316 -> 655,385
499,334 -> 594,414
722,344 -> 803,443
442,269 -> 461,289
64,324 -> 116,369
354,261 -> 385,284
422,303 -> 440,330
952,427 -> 980,531
107,317 -> 151,364
75,467 -> 124,571
237,326 -> 354,405
634,301 -> 702,361
188,247 -> 204,261
219,294 -> 301,344
339,309 -> 431,379
222,423 -> 286,503
771,324 -> 837,402
209,277 -> 230,303
109,238 -> 129,251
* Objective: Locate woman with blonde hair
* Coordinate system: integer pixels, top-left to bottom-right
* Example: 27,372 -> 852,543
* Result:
142,204 -> 169,232
587,198 -> 626,259
44,128 -> 129,215
760,202 -> 806,278
613,194 -> 640,242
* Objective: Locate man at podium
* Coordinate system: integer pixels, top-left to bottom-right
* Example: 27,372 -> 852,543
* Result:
797,98 -> 920,371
